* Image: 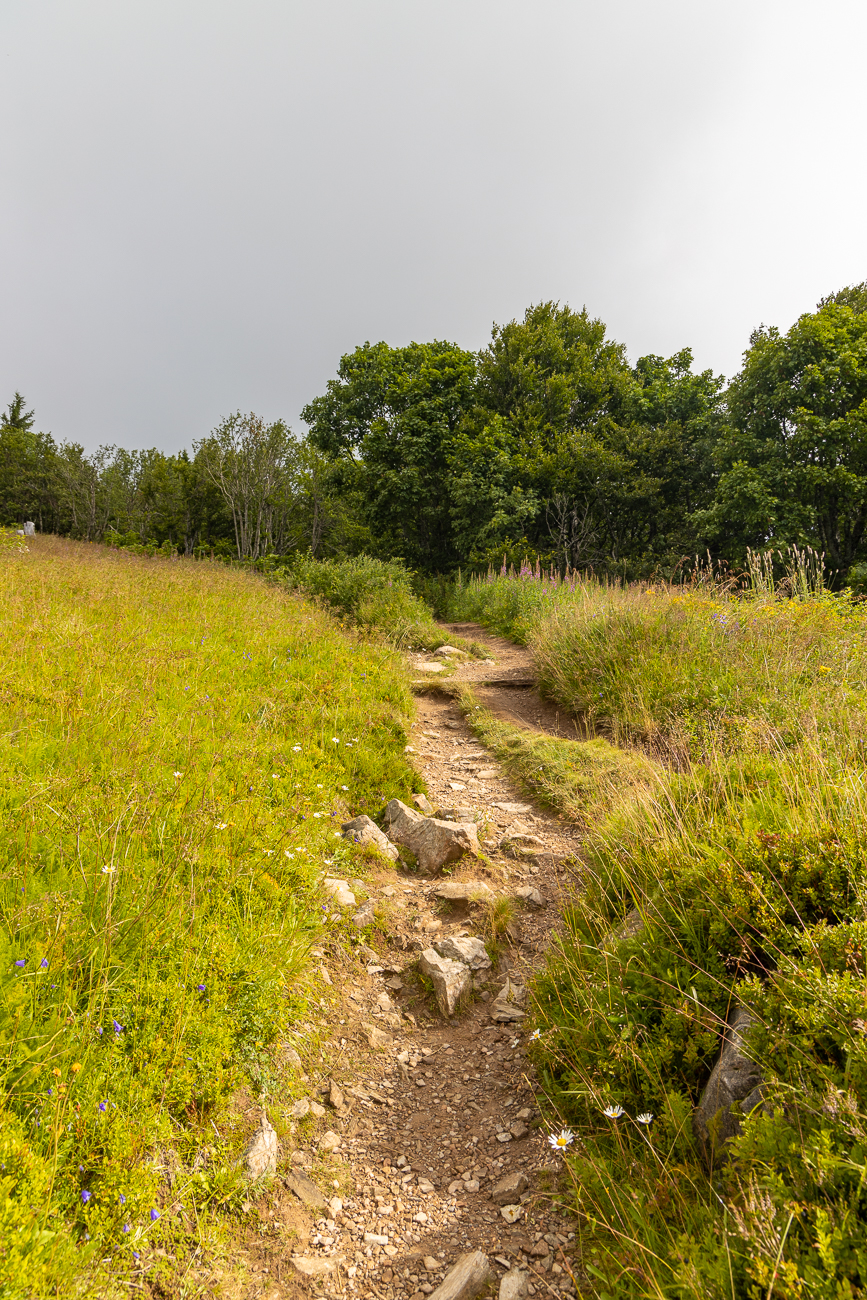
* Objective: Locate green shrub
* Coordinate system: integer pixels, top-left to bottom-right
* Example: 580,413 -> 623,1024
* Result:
290,553 -> 446,649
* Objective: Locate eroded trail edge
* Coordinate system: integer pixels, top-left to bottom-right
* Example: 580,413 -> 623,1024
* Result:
240,624 -> 583,1300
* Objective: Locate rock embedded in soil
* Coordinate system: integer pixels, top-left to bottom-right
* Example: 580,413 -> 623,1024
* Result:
433,935 -> 492,971
322,876 -> 356,908
433,880 -> 494,903
364,1023 -> 392,1049
412,793 -> 435,813
514,885 -> 545,908
428,1250 -> 492,1300
418,948 -> 472,1016
340,813 -> 400,861
491,978 -> 528,1022
318,1129 -> 341,1153
499,1268 -> 530,1299
351,900 -> 375,928
292,1255 -> 342,1277
241,1112 -> 278,1178
284,1169 -> 329,1211
490,1170 -> 529,1204
383,798 -> 482,874
694,1005 -> 763,1168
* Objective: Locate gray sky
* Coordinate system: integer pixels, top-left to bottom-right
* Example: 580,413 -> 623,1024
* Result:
2,0 -> 865,453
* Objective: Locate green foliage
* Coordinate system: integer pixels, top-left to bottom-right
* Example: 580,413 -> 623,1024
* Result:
705,284 -> 867,578
0,538 -> 416,1294
448,304 -> 724,571
302,339 -> 477,571
290,552 -> 447,649
457,685 -> 655,825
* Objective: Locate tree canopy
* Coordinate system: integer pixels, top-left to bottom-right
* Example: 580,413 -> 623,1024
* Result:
5,282 -> 867,585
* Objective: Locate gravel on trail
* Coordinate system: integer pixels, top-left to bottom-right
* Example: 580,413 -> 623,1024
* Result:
221,625 -> 584,1300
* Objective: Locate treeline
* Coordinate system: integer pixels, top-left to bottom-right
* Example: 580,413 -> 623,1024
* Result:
3,282 -> 867,582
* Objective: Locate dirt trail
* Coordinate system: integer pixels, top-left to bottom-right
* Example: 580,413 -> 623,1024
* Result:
232,625 -> 582,1300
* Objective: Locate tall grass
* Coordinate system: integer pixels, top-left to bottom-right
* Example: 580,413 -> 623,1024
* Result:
449,561 -> 867,1297
0,538 -> 417,1296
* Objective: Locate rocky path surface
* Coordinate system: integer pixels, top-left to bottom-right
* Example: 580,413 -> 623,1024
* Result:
231,626 -> 583,1300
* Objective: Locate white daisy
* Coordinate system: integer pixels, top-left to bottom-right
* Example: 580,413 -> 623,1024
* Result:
636,1113 -> 654,1125
529,1028 -> 542,1042
547,1129 -> 574,1151
603,1104 -> 625,1119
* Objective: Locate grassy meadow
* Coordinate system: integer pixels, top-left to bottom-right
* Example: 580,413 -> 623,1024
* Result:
0,536 -> 417,1297
448,563 -> 867,1298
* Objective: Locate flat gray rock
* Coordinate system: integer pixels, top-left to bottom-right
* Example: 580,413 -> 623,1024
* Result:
284,1169 -> 329,1211
433,935 -> 492,971
490,1169 -> 529,1205
433,880 -> 494,903
499,1268 -> 529,1299
428,1250 -> 492,1300
514,885 -> 545,908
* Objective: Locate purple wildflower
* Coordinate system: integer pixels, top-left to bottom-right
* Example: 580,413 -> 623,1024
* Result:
39,958 -> 48,969
149,1208 -> 160,1222
14,959 -> 25,968
98,1100 -> 107,1113
81,1190 -> 92,1204
196,984 -> 206,992
112,1019 -> 123,1034
122,1224 -> 130,1233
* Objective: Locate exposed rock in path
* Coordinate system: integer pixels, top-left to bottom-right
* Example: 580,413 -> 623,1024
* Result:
351,899 -> 375,928
433,880 -> 494,903
291,1255 -> 342,1277
412,792 -> 435,813
500,1268 -> 530,1299
490,1170 -> 529,1204
433,934 -> 492,971
340,813 -> 400,861
428,1250 -> 492,1300
317,1129 -> 341,1153
514,885 -> 545,908
322,876 -> 356,908
419,947 -> 472,1016
284,1169 -> 329,1211
240,1113 -> 277,1178
491,977 -> 528,1023
694,1005 -> 763,1168
363,1023 -> 392,1049
383,798 -> 481,874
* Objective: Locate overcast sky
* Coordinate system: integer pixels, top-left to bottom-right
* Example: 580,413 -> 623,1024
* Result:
1,0 -> 865,454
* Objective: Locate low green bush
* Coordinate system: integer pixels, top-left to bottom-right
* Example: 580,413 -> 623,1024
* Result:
290,553 -> 446,649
